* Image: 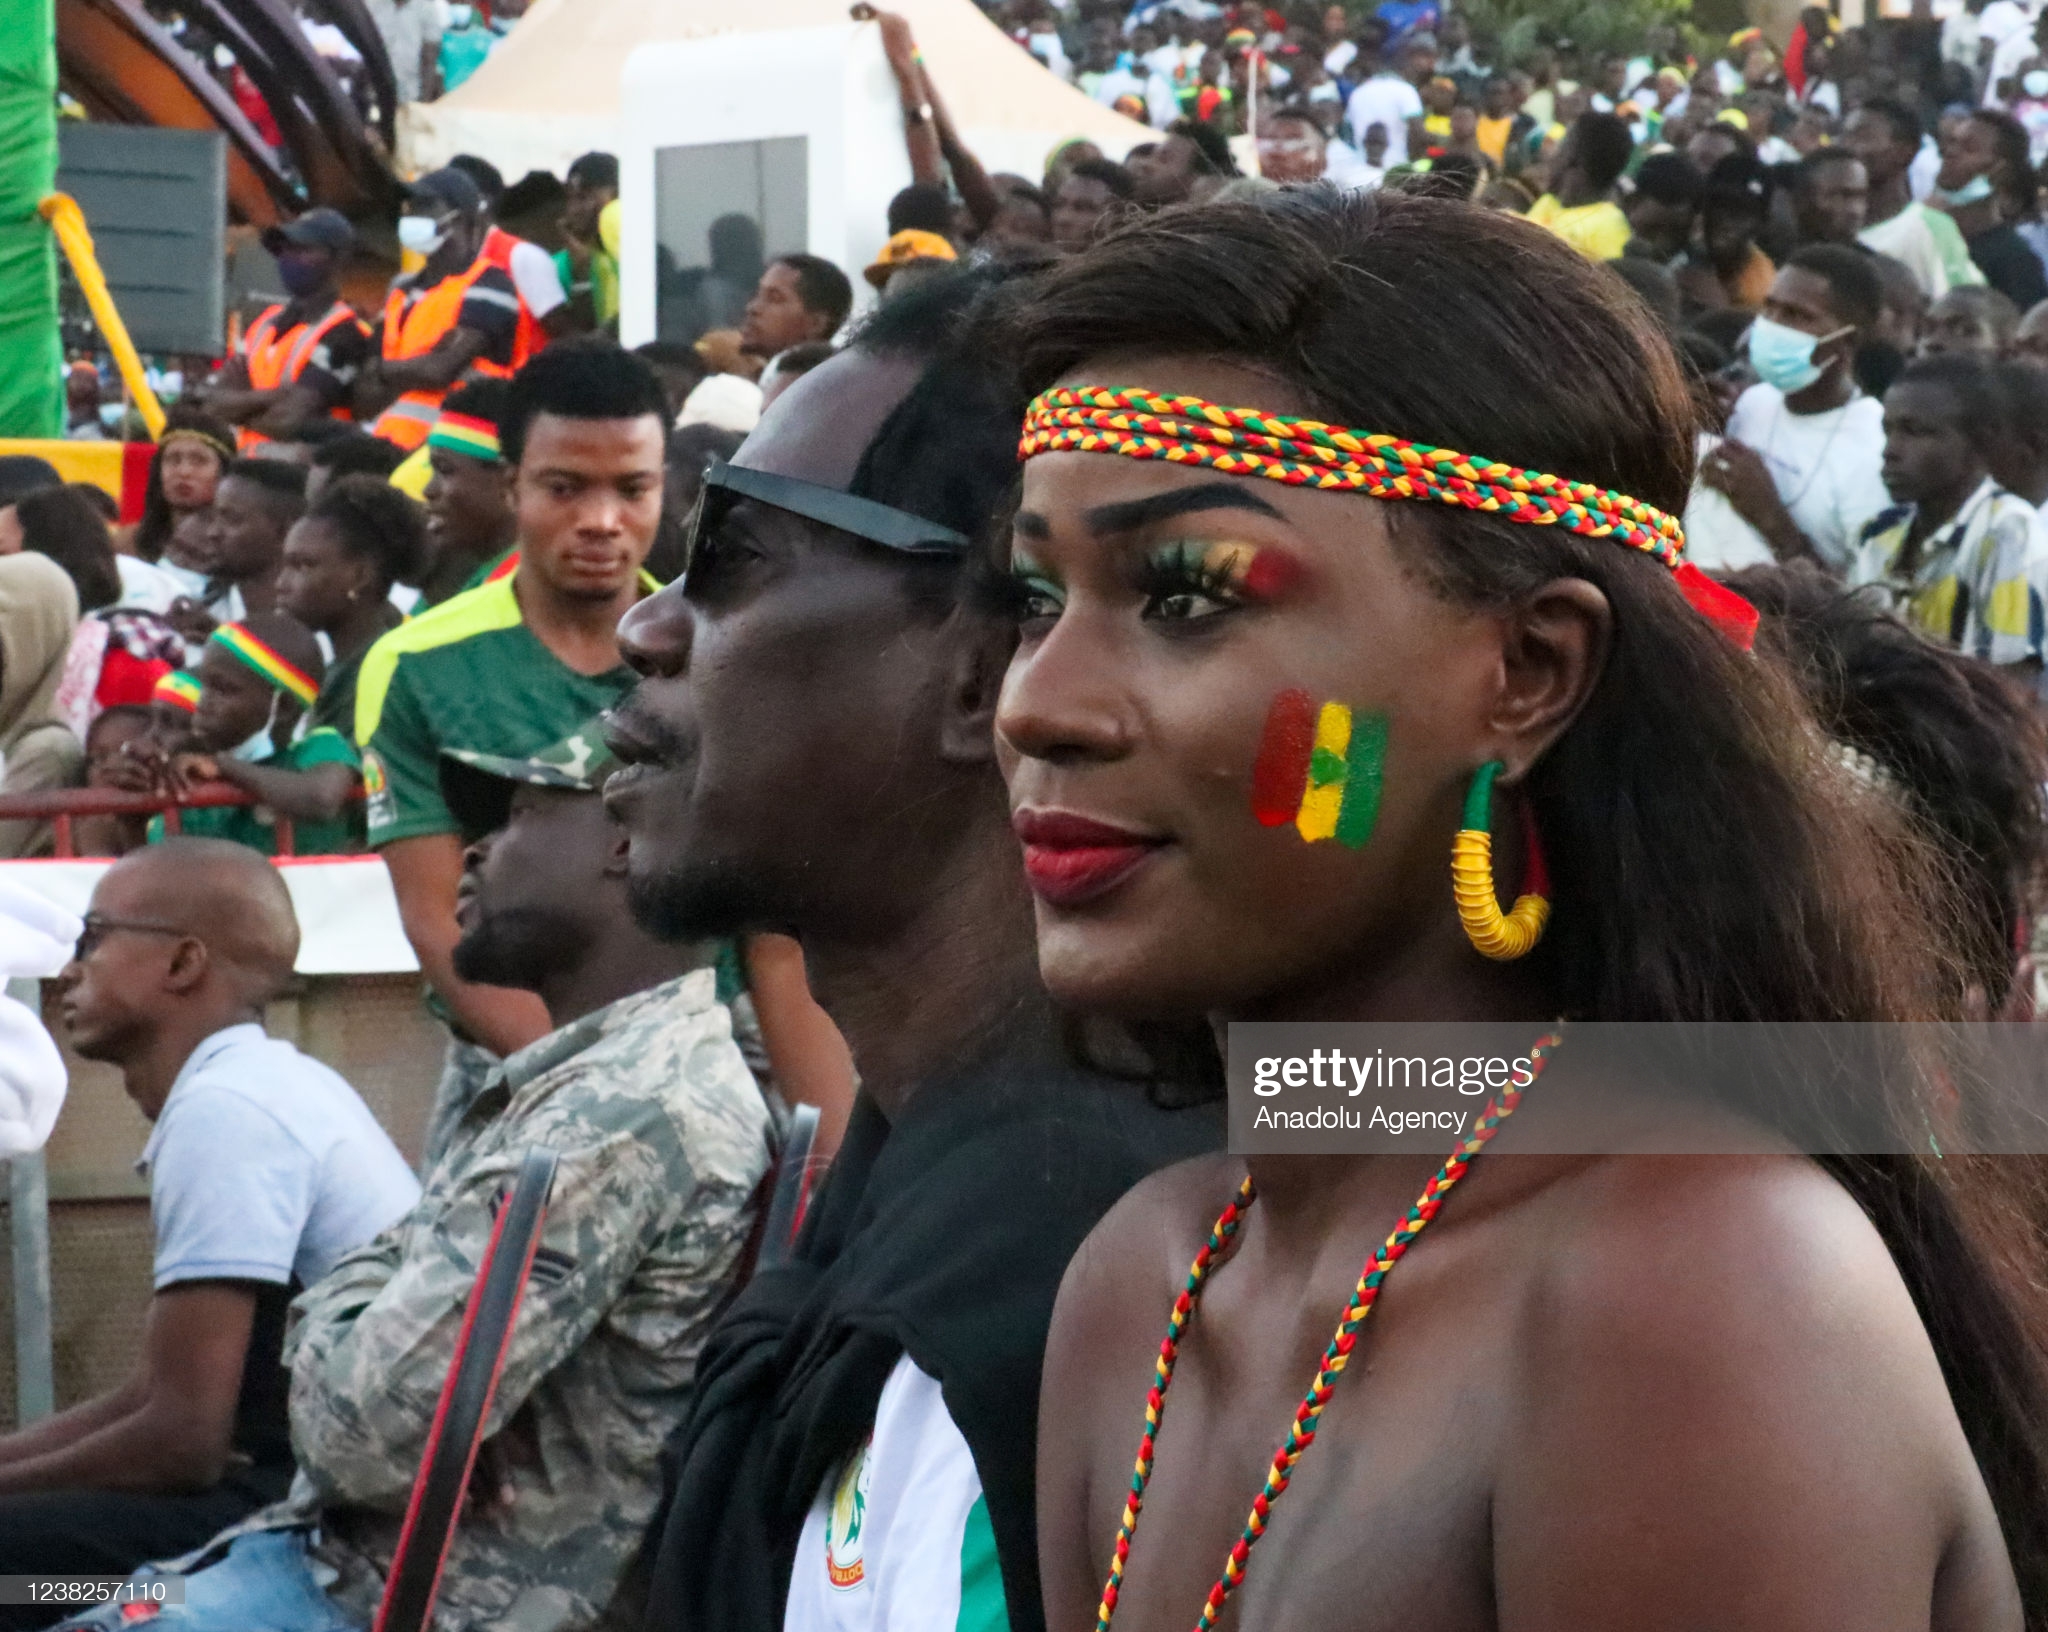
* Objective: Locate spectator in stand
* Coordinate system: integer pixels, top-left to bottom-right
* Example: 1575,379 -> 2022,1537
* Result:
176,458 -> 306,641
71,705 -> 154,859
1346,32 -> 1433,166
557,151 -> 621,334
1681,153 -> 1777,310
1473,73 -> 1518,166
1790,146 -> 1870,248
739,254 -> 854,367
757,343 -> 834,410
8,481 -> 181,620
0,840 -> 415,1618
1526,112 -> 1633,260
357,341 -> 668,1168
58,728 -> 771,1632
1919,285 -> 2022,357
195,210 -> 370,454
1703,244 -> 1892,569
1049,158 -> 1135,252
0,555 -> 82,858
1936,108 -> 2048,310
277,476 -> 427,737
127,412 -> 235,584
1623,150 -> 1704,264
141,616 -> 362,857
64,363 -> 104,441
1851,354 -> 2048,668
302,430 -> 404,507
1849,99 -> 1983,300
419,379 -> 517,606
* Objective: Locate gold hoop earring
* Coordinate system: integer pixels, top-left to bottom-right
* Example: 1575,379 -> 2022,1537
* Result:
1451,761 -> 1550,960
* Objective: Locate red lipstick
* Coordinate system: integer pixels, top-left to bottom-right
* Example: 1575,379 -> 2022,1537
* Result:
1013,809 -> 1165,907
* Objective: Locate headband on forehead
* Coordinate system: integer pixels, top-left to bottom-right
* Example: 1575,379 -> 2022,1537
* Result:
160,426 -> 235,464
1020,386 -> 1758,649
427,410 -> 501,462
153,670 -> 201,715
209,624 -> 319,708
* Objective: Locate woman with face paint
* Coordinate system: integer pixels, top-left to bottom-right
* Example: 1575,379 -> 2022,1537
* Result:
989,192 -> 2044,1632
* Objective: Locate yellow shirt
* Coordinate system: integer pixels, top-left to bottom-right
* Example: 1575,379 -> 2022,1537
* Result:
1527,194 -> 1632,261
1475,113 -> 1513,164
1422,112 -> 1452,139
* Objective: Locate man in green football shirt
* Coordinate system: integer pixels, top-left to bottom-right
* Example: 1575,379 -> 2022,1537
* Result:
356,340 -> 667,1160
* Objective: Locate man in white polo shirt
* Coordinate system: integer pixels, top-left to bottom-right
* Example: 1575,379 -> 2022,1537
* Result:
0,840 -> 417,1624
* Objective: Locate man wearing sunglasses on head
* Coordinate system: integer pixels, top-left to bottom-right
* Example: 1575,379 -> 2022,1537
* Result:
0,840 -> 416,1622
613,265 -> 1221,1632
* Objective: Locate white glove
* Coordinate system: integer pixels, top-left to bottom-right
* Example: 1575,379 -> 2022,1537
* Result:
0,876 -> 80,1158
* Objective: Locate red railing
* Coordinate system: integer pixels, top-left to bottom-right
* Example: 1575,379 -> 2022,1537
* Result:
0,785 -> 300,858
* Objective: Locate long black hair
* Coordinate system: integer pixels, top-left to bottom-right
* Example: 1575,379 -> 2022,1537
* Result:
992,186 -> 2048,1614
131,406 -> 235,562
16,485 -> 121,611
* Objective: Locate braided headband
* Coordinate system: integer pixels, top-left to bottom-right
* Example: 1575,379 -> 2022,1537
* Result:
427,411 -> 500,462
209,624 -> 319,707
160,426 -> 236,464
1019,386 -> 1758,649
152,669 -> 201,714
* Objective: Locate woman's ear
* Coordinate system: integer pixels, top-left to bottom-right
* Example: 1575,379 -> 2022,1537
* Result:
1487,576 -> 1611,782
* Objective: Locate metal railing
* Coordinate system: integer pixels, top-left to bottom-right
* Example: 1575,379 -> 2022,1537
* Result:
0,784 -> 304,859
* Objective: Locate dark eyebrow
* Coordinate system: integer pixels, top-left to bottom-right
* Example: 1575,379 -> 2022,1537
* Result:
1012,511 -> 1051,541
1081,482 -> 1285,535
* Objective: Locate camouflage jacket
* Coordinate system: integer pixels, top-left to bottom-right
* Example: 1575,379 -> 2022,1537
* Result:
283,968 -> 772,1631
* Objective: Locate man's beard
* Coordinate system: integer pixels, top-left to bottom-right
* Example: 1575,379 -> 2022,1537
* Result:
452,906 -> 590,994
626,852 -> 785,945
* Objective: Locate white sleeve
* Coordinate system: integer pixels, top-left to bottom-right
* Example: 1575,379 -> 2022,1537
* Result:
508,240 -> 568,319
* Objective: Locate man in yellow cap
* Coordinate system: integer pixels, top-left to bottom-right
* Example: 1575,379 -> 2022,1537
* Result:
863,229 -> 958,302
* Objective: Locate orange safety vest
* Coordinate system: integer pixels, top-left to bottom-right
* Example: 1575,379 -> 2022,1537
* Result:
370,250 -> 519,450
236,298 -> 367,451
480,226 -> 550,371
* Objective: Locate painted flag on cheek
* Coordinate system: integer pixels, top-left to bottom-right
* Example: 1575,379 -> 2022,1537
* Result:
1250,689 -> 1386,849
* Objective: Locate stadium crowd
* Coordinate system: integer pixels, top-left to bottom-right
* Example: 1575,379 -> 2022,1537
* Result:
0,0 -> 2046,1629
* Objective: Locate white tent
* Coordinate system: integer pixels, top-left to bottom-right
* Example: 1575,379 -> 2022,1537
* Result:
399,0 -> 1152,184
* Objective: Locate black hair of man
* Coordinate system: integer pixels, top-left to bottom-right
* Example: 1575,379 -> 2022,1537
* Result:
1892,350 -> 2003,431
499,338 -> 671,468
1572,111 -> 1635,191
1787,241 -> 1884,331
1609,256 -> 1681,330
222,456 -> 309,514
1676,327 -> 1733,387
998,178 -> 1051,220
1795,145 -> 1864,191
1860,94 -> 1922,151
448,152 -> 506,210
1633,151 -> 1704,209
0,454 -> 61,509
1703,151 -> 1773,222
308,431 -> 406,482
566,150 -> 619,191
633,340 -> 707,375
1067,156 -> 1137,200
770,253 -> 856,338
86,702 -> 151,748
1970,109 -> 2038,212
1167,117 -> 1237,177
1994,356 -> 2048,451
305,474 -> 430,592
888,183 -> 958,236
763,341 -> 836,383
669,421 -> 746,474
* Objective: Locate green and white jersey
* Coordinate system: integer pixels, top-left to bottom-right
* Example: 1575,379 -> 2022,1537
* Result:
787,1356 -> 1009,1632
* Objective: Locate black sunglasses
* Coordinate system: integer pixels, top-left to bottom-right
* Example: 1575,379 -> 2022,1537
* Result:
74,914 -> 190,960
680,460 -> 971,585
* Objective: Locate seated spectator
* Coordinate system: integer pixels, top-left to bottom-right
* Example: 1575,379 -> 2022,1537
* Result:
0,840 -> 416,1620
758,343 -> 835,410
0,554 -> 82,859
1525,111 -> 1633,259
169,459 -> 307,649
72,704 -> 154,859
277,477 -> 426,736
303,430 -> 404,508
1789,145 -> 1869,248
739,253 -> 855,369
58,730 -> 771,1631
1049,157 -> 1136,252
148,669 -> 199,753
141,616 -> 362,857
418,378 -> 517,606
1918,284 -> 2021,358
1850,353 -> 2048,668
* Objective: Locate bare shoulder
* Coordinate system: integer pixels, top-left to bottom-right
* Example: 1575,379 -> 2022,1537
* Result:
1052,1151 -> 1248,1341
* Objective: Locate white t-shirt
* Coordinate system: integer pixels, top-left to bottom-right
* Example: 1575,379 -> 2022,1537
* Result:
1323,138 -> 1382,191
1683,433 -> 1778,573
1324,38 -> 1358,76
507,239 -> 567,320
1986,23 -> 2042,105
1723,383 -> 1892,571
1909,137 -> 1943,202
114,555 -> 189,616
786,1356 -> 1009,1632
1861,204 -> 1953,298
140,1023 -> 420,1291
1345,73 -> 1423,164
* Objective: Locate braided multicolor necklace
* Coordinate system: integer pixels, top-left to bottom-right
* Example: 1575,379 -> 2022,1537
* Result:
1095,1028 -> 1565,1632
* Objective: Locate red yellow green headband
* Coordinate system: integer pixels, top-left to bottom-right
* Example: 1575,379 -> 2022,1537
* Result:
1019,386 -> 1757,649
160,426 -> 235,464
427,410 -> 500,462
209,624 -> 319,707
152,669 -> 201,714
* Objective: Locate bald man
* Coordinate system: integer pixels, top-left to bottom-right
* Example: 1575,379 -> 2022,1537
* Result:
0,840 -> 418,1624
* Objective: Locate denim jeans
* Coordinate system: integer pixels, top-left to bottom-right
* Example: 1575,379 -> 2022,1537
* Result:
52,1531 -> 361,1632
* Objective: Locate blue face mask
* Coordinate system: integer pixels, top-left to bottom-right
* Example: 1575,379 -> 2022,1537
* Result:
1747,314 -> 1848,395
2025,68 -> 2048,98
1937,174 -> 1995,207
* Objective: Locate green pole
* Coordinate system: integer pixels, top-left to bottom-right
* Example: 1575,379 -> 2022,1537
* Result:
0,0 -> 60,439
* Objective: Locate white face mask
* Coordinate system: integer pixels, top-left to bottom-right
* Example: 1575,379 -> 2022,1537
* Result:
2027,69 -> 2048,99
397,214 -> 448,255
227,693 -> 283,762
